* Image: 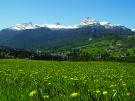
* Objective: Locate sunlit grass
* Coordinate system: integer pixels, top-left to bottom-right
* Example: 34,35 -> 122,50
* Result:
0,59 -> 135,101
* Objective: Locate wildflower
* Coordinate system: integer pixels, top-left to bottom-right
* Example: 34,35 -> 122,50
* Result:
29,90 -> 36,97
113,89 -> 117,92
48,83 -> 51,85
70,77 -> 78,81
63,76 -> 68,79
43,95 -> 49,99
119,79 -> 122,81
82,80 -> 87,84
95,90 -> 100,94
103,91 -> 108,95
70,78 -> 74,80
127,92 -> 132,96
110,84 -> 117,88
70,92 -> 79,97
122,84 -> 126,86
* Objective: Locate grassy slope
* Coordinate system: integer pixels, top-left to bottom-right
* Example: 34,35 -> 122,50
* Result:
0,59 -> 135,101
75,34 -> 135,57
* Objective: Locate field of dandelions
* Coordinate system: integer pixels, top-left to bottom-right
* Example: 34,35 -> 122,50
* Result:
0,59 -> 135,101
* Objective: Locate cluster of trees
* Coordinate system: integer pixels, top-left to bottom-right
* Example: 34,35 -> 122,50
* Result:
68,48 -> 135,62
0,47 -> 67,61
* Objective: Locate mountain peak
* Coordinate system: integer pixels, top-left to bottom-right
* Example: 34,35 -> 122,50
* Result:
10,22 -> 40,30
80,17 -> 99,25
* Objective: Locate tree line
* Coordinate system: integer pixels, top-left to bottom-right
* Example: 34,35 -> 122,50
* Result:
0,47 -> 135,62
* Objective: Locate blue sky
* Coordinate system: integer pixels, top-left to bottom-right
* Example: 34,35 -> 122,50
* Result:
0,0 -> 135,29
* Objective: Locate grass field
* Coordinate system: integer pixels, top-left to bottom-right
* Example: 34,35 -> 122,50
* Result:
0,59 -> 135,101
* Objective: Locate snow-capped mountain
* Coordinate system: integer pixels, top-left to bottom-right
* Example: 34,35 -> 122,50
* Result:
6,17 -> 132,31
79,18 -> 129,31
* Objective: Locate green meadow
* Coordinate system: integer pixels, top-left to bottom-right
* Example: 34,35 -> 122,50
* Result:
0,59 -> 135,101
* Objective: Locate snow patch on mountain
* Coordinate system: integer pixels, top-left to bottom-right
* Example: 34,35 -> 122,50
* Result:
43,22 -> 78,29
132,29 -> 135,32
100,21 -> 113,26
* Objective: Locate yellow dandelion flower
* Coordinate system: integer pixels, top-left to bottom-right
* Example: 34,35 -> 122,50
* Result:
95,90 -> 100,94
63,76 -> 68,79
70,78 -> 74,80
70,92 -> 79,97
110,84 -> 117,88
43,95 -> 49,99
122,84 -> 126,86
83,80 -> 87,84
113,89 -> 116,92
119,79 -> 122,81
70,78 -> 78,81
48,83 -> 51,85
127,92 -> 132,96
29,90 -> 36,97
103,91 -> 108,95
